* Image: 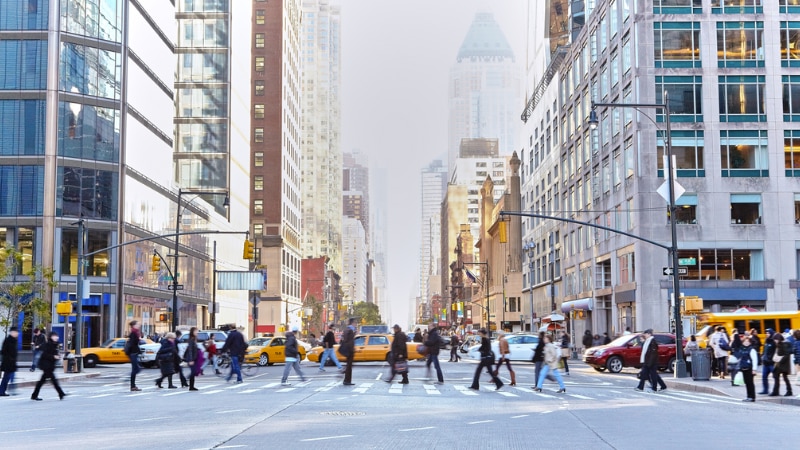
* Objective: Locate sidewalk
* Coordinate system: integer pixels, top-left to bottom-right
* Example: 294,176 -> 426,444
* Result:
3,366 -> 102,389
663,372 -> 800,406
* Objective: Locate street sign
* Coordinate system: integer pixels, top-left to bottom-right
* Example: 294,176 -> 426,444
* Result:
167,284 -> 184,291
250,293 -> 261,306
662,267 -> 688,276
678,257 -> 696,266
657,180 -> 686,204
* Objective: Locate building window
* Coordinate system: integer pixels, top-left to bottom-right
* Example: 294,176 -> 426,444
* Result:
712,0 -> 762,13
254,128 -> 264,143
781,0 -> 800,13
654,22 -> 701,68
670,193 -> 698,224
730,193 -> 762,224
618,252 -> 635,284
255,33 -> 265,48
781,21 -> 800,67
785,130 -> 800,176
782,76 -> 800,122
677,248 -> 762,280
253,223 -> 263,236
254,56 -> 265,73
718,75 -> 766,122
656,76 -> 702,122
254,199 -> 263,215
658,130 -> 705,177
717,22 -> 764,67
795,194 -> 800,223
254,175 -> 263,191
654,0 -> 702,13
720,130 -> 768,177
255,80 -> 264,96
255,10 -> 265,25
254,104 -> 264,119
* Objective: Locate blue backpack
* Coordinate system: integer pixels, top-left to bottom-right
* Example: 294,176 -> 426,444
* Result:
737,348 -> 752,370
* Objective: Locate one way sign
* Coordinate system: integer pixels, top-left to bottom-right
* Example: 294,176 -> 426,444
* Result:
663,266 -> 688,276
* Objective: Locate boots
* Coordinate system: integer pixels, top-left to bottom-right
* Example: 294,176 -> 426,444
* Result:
510,370 -> 516,386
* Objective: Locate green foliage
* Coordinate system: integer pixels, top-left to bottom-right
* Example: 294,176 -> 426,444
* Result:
302,293 -> 325,336
352,301 -> 382,325
0,245 -> 57,334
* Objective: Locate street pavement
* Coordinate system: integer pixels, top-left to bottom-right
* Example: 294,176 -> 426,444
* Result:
1,355 -> 798,449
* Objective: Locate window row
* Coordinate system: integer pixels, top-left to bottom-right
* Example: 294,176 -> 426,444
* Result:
59,42 -> 121,100
0,100 -> 46,156
60,0 -> 122,42
0,40 -> 48,90
0,0 -> 48,30
668,193 -> 762,225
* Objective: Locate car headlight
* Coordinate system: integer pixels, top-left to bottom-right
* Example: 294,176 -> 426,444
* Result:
247,347 -> 258,354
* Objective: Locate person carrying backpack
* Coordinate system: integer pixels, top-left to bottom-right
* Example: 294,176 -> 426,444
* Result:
737,336 -> 759,402
710,326 -> 730,379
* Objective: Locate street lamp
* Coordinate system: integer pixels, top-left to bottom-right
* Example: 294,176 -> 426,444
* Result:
172,188 -> 229,331
523,242 -> 535,332
589,91 -> 687,378
463,261 -> 490,338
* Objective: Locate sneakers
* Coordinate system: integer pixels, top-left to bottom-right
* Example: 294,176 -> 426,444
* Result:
557,389 -> 566,393
31,397 -> 43,401
281,382 -> 291,386
434,381 -> 444,385
130,387 -> 141,392
532,387 -> 542,392
659,387 -> 667,393
742,398 -> 755,402
634,388 -> 644,392
319,368 -> 326,372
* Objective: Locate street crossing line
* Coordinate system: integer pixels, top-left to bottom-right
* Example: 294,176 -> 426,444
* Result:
496,391 -> 518,397
89,393 -> 114,398
352,383 -> 373,394
238,389 -> 260,394
453,385 -> 478,396
315,381 -> 338,392
262,382 -> 281,389
388,384 -> 404,394
422,384 -> 441,395
224,383 -> 250,389
567,394 -> 594,400
201,390 -> 224,395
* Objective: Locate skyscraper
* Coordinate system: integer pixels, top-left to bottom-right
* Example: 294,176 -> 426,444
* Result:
420,160 -> 448,309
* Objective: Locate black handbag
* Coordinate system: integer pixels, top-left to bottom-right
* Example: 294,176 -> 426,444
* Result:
394,360 -> 408,374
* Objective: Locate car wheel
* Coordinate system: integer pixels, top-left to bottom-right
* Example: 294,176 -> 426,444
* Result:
83,354 -> 98,368
665,357 -> 676,373
593,366 -> 606,372
258,353 -> 269,367
606,356 -> 623,373
142,361 -> 154,369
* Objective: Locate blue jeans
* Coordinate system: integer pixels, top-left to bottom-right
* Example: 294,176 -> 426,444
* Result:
0,371 -> 15,394
281,359 -> 305,383
761,364 -> 774,392
227,355 -> 242,382
319,348 -> 342,370
129,353 -> 141,388
426,353 -> 443,382
31,350 -> 42,370
536,365 -> 565,390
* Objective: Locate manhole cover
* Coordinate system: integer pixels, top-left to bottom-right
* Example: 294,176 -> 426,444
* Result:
320,411 -> 365,416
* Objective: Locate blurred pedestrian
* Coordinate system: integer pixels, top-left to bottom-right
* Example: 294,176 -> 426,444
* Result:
770,333 -> 793,397
728,332 -> 743,385
205,336 -> 220,375
469,328 -> 503,391
319,324 -> 343,372
449,334 -> 461,362
0,327 -> 19,396
174,330 -> 188,387
424,324 -> 444,384
125,320 -> 142,391
592,334 -> 603,347
184,327 -> 199,391
281,326 -> 306,386
710,326 -> 730,379
309,333 -> 318,348
533,334 -> 566,393
532,331 -> 555,385
30,328 -> 46,372
493,330 -> 515,386
793,330 -> 800,385
412,328 -> 423,343
559,331 -> 571,376
582,330 -> 593,353
758,329 -> 776,395
602,332 -> 611,345
684,334 -> 699,374
384,324 -> 409,384
154,333 -> 177,389
737,336 -> 758,402
30,332 -> 65,401
340,318 -> 357,386
635,329 -> 666,392
221,326 -> 246,383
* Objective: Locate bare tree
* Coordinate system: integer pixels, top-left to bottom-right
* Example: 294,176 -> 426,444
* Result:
0,246 -> 57,334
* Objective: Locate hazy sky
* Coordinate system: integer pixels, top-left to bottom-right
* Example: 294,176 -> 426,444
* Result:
337,0 -> 528,326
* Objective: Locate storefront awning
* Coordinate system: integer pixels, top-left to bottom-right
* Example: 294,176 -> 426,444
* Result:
561,298 -> 593,314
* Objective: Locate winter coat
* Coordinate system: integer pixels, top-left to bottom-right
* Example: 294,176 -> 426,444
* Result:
339,326 -> 355,358
498,336 -> 510,357
323,330 -> 337,349
710,332 -> 730,358
543,342 -> 560,369
424,328 -> 441,356
38,339 -> 60,372
221,329 -> 247,358
184,337 -> 198,363
391,331 -> 408,360
642,338 -> 659,368
127,328 -> 141,355
761,338 -> 776,367
478,337 -> 493,359
0,335 -> 18,372
285,332 -> 299,359
582,332 -> 593,348
157,340 -> 176,376
774,341 -> 794,374
684,341 -> 699,362
532,340 -> 546,363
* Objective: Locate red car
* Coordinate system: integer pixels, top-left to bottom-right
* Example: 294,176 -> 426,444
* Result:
582,332 -> 680,373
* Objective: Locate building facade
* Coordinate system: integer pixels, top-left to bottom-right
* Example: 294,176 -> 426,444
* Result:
342,216 -> 368,309
419,159 -> 448,314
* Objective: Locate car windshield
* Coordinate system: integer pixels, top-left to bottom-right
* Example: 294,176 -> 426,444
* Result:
607,334 -> 636,347
100,339 -> 115,347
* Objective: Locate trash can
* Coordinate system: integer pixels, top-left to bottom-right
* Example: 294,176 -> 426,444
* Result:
691,348 -> 712,381
63,354 -> 76,373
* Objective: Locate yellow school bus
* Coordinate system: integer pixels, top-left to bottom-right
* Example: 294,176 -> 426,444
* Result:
695,311 -> 800,346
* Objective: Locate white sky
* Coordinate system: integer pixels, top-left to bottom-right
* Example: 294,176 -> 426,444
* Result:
337,0 -> 528,326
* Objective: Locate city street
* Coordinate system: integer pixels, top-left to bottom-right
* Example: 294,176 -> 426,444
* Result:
0,356 -> 797,449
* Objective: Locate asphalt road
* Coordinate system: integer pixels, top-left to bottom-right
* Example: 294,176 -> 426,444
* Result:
0,356 -> 796,449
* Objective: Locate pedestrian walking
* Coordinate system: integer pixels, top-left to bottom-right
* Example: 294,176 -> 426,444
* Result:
30,328 -> 46,372
220,326 -> 246,383
582,330 -> 593,354
533,334 -> 566,393
603,332 -> 611,345
0,327 -> 19,396
412,328 -> 423,343
532,331 -> 555,385
125,320 -> 143,391
469,328 -> 503,391
154,333 -> 178,389
184,327 -> 199,391
750,328 -> 762,355
635,329 -> 666,392
318,324 -> 343,372
424,324 -> 444,384
709,326 -> 730,379
30,332 -> 66,401
281,326 -> 307,386
793,330 -> 800,386
737,336 -> 759,402
592,334 -> 603,347
728,332 -> 743,385
384,324 -> 409,384
205,336 -> 220,375
449,334 -> 461,362
684,334 -> 699,374
758,329 -> 776,395
770,333 -> 794,397
340,318 -> 357,386
559,331 -> 571,375
173,330 -> 188,387
493,330 -> 515,386
308,333 -> 318,348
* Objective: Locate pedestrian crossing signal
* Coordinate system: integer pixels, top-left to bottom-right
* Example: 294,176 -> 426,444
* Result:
151,254 -> 161,272
158,313 -> 171,322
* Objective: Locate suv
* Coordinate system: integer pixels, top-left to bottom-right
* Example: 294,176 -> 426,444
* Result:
583,332 -> 680,373
177,330 -> 228,359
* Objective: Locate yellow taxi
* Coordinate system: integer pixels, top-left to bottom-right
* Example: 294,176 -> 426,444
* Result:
243,336 -> 307,366
79,337 -> 156,368
306,334 -> 425,363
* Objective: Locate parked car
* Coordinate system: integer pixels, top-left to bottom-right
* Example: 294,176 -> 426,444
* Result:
306,334 -> 425,364
177,330 -> 228,359
78,338 -> 159,368
459,335 -> 483,354
583,332 -> 681,373
467,333 -> 538,362
243,336 -> 307,366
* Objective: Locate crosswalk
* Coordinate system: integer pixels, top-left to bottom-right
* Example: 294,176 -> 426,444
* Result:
6,370 -> 762,406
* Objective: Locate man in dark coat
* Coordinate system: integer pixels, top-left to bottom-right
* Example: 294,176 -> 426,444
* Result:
31,332 -> 66,400
340,318 -> 357,385
635,329 -> 666,392
221,326 -> 246,383
30,327 -> 46,371
0,327 -> 19,396
319,324 -> 343,372
384,325 -> 409,384
424,324 -> 444,384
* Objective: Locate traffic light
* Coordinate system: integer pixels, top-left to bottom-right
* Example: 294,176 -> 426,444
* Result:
158,313 -> 171,322
498,220 -> 507,243
151,254 -> 161,272
242,239 -> 255,259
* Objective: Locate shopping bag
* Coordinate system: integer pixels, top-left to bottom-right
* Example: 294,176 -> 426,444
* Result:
733,371 -> 744,386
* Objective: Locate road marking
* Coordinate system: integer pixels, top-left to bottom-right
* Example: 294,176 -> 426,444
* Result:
200,390 -> 224,395
388,385 -> 404,393
238,389 -> 260,394
217,446 -> 246,449
399,427 -> 435,432
276,388 -> 295,393
0,428 -> 56,434
225,383 -> 250,389
453,385 -> 478,396
300,435 -> 353,442
422,385 -> 441,395
125,392 -> 151,397
567,394 -> 594,400
511,415 -> 529,419
609,390 -> 623,394
496,391 -> 518,397
315,381 -> 338,392
262,382 -> 281,389
134,417 -> 168,422
468,420 -> 494,424
89,393 -> 114,398
163,390 -> 188,396
352,382 -> 373,394
541,411 -> 553,414
216,409 -> 248,414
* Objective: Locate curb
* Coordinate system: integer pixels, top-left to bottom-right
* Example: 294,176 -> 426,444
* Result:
9,372 -> 102,389
664,379 -> 800,406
